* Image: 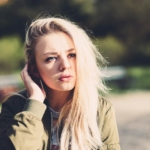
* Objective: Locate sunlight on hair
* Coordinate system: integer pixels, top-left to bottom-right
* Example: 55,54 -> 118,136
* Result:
25,16 -> 108,150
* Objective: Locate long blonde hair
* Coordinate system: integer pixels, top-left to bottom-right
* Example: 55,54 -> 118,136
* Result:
25,16 -> 107,150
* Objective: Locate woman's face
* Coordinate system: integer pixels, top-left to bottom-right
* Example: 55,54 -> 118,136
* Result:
35,32 -> 76,92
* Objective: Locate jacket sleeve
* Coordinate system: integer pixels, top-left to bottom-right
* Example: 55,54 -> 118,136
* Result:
0,95 -> 46,150
100,99 -> 121,150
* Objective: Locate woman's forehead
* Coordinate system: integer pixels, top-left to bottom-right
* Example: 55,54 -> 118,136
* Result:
35,32 -> 75,55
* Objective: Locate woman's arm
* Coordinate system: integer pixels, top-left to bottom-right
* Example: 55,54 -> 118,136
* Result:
100,99 -> 121,150
0,63 -> 47,150
0,95 -> 46,150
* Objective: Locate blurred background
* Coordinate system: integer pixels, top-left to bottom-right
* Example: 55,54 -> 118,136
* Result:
0,0 -> 150,149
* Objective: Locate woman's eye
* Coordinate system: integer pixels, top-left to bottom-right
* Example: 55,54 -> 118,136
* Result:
45,57 -> 57,62
68,53 -> 76,58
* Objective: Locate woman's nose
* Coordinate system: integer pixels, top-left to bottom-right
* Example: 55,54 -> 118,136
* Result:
59,57 -> 70,71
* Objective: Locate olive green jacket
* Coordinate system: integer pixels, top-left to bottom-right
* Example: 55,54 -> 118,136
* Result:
0,90 -> 120,150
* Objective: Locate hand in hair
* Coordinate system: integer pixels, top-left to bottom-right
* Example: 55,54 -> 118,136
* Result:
20,63 -> 46,103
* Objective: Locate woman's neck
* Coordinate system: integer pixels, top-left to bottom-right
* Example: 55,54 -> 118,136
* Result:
46,89 -> 72,111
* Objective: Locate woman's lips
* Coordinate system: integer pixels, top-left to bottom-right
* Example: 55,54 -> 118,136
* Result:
59,75 -> 72,81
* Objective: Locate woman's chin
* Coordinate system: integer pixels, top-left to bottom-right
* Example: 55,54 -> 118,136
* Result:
47,85 -> 75,92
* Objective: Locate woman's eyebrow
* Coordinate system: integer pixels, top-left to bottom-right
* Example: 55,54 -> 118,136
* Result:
43,48 -> 75,55
67,48 -> 75,52
43,52 -> 58,55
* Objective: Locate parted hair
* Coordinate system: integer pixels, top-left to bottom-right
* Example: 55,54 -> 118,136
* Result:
25,16 -> 107,150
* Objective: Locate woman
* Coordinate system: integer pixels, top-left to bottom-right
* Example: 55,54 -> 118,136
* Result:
0,16 -> 120,150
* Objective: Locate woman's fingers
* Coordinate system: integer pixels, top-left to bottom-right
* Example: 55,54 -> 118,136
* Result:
21,64 -> 32,82
20,63 -> 45,102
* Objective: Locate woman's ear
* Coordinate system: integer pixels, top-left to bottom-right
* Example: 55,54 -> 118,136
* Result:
28,64 -> 40,78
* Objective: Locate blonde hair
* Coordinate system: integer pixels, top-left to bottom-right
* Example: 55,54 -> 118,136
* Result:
25,16 -> 107,150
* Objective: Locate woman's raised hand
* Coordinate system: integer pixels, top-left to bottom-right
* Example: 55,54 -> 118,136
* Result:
20,63 -> 46,103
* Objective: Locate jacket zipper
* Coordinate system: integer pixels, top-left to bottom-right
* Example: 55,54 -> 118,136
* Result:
49,111 -> 53,150
50,111 -> 60,150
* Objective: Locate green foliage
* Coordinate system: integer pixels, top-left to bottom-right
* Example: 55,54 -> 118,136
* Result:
106,67 -> 150,93
93,36 -> 126,65
127,67 -> 150,89
70,0 -> 95,15
0,35 -> 25,74
0,0 -> 150,66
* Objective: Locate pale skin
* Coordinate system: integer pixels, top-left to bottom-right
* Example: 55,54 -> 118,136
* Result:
20,32 -> 76,115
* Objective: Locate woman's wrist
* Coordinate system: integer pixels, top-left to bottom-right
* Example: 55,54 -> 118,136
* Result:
29,95 -> 45,103
23,99 -> 46,119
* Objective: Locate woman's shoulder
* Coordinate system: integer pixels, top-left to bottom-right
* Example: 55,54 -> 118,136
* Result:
99,97 -> 113,114
2,89 -> 28,114
4,89 -> 28,102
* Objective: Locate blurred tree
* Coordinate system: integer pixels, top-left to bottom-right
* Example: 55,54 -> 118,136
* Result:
0,0 -> 63,39
0,0 -> 150,66
93,0 -> 150,65
94,36 -> 126,65
0,35 -> 24,73
94,0 -> 150,41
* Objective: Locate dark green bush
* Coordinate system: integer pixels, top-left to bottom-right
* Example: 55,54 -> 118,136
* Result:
93,36 -> 126,66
